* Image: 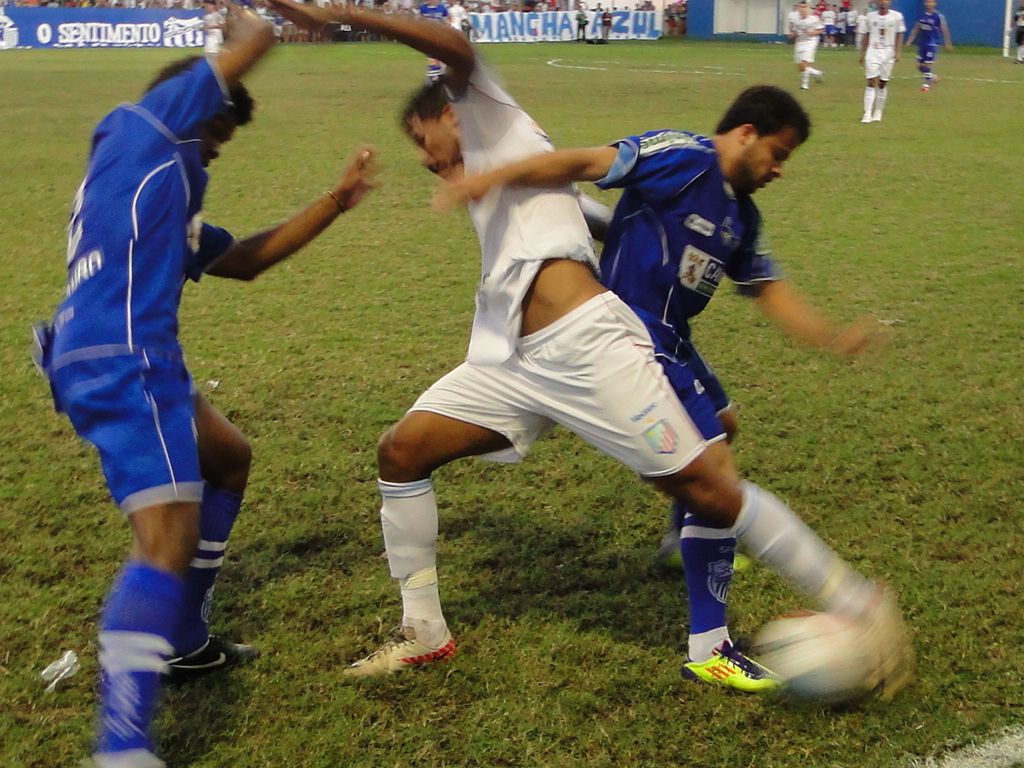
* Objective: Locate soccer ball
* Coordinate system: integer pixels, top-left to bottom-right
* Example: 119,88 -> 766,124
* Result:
753,611 -> 876,705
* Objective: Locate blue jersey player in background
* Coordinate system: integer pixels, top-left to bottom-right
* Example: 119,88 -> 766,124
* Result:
33,8 -> 376,766
419,0 -> 450,81
905,0 -> 953,92
439,85 -> 913,696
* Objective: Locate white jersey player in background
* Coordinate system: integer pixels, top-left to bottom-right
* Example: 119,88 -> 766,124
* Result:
448,0 -> 469,35
787,3 -> 802,39
859,0 -> 905,123
790,1 -> 825,90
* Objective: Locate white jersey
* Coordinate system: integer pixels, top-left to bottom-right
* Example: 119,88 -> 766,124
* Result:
449,3 -> 468,28
862,9 -> 905,51
792,13 -> 822,42
451,60 -> 598,366
821,9 -> 835,25
787,10 -> 801,33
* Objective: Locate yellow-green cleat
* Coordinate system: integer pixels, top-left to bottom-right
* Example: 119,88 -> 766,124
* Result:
682,641 -> 781,693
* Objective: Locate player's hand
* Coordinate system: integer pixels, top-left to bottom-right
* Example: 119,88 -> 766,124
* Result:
830,319 -> 884,357
265,0 -> 336,31
223,1 -> 272,40
333,145 -> 378,213
432,173 -> 492,212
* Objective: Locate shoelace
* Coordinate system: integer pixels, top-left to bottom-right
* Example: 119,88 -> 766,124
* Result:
718,644 -> 774,679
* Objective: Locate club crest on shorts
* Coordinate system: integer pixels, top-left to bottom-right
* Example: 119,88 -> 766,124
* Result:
642,419 -> 679,454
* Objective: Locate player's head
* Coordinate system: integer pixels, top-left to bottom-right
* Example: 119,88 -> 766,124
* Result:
923,0 -> 935,9
146,56 -> 254,167
714,85 -> 810,195
877,0 -> 890,12
798,1 -> 808,15
401,80 -> 463,179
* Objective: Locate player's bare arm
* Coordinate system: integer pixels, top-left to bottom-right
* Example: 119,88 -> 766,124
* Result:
216,3 -> 275,87
752,279 -> 878,356
435,146 -> 618,211
208,146 -> 377,280
943,18 -> 953,48
267,0 -> 475,92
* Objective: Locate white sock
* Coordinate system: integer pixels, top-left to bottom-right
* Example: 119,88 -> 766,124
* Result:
689,627 -> 730,663
808,67 -> 822,76
875,87 -> 888,117
378,478 -> 448,647
863,86 -> 876,115
801,71 -> 810,88
734,481 -> 875,618
1018,44 -> 1023,61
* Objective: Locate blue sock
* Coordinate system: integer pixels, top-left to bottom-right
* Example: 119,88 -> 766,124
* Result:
426,62 -> 444,82
176,485 -> 242,655
679,505 -> 736,658
96,563 -> 184,758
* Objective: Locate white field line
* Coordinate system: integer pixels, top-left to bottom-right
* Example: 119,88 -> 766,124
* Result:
546,58 -> 745,76
546,58 -> 1020,84
909,727 -> 1024,768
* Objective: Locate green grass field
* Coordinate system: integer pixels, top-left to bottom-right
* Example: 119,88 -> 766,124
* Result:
1,38 -> 1022,768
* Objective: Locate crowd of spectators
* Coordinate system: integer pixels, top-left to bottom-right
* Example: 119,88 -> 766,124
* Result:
2,0 -> 675,19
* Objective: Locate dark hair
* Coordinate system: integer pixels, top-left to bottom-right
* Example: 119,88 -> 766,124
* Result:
400,79 -> 450,134
715,85 -> 811,144
145,56 -> 254,126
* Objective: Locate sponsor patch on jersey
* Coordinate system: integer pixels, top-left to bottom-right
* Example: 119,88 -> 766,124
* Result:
642,419 -> 679,454
678,244 -> 723,298
683,214 -> 715,238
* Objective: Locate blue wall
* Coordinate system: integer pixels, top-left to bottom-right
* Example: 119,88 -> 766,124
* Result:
685,0 -> 1007,47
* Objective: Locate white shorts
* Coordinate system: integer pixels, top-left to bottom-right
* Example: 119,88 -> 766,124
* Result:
410,292 -> 707,478
865,49 -> 895,80
795,41 -> 818,64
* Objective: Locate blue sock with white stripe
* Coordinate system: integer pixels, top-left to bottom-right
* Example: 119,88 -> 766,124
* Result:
678,501 -> 736,661
176,485 -> 242,655
95,562 -> 183,758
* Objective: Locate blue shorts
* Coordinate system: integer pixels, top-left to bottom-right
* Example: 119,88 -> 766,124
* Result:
917,44 -> 938,64
49,350 -> 204,514
654,339 -> 729,442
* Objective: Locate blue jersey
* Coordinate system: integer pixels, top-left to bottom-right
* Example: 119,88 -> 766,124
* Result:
419,2 -> 449,22
50,57 -> 235,364
595,130 -> 779,360
915,11 -> 945,47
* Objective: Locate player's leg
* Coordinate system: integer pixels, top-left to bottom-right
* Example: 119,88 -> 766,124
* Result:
519,295 -> 775,691
93,502 -> 198,768
873,58 -> 893,121
53,353 -> 205,766
346,362 -> 550,677
165,391 -> 258,682
862,66 -> 879,122
918,46 -> 934,90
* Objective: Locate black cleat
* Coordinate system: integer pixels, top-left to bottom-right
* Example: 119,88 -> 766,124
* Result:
163,635 -> 259,684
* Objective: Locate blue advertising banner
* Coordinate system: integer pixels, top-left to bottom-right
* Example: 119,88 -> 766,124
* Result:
0,7 -> 205,49
470,10 -> 661,42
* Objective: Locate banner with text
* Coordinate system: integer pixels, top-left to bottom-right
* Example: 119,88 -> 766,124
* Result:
0,7 -> 205,50
470,10 -> 661,42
